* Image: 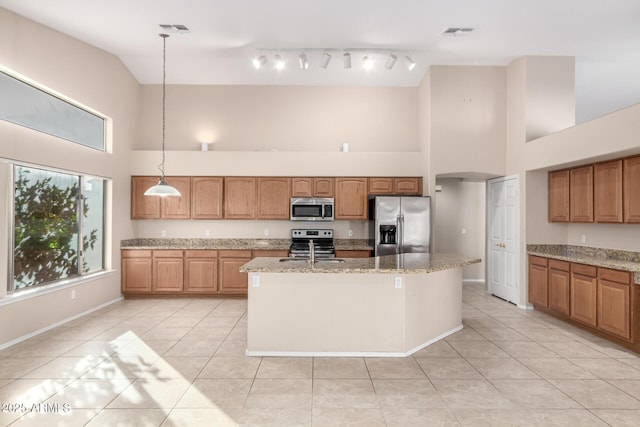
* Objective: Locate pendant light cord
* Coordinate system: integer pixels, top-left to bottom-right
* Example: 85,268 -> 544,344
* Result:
159,33 -> 169,179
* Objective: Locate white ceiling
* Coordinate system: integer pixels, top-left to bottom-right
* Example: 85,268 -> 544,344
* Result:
1,0 -> 640,121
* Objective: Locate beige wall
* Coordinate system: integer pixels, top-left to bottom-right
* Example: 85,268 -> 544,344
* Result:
0,8 -> 139,346
139,85 -> 419,152
434,179 -> 486,281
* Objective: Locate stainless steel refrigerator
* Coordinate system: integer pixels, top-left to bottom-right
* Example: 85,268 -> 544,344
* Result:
369,196 -> 431,256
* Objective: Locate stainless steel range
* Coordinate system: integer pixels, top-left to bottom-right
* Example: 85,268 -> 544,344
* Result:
288,229 -> 335,259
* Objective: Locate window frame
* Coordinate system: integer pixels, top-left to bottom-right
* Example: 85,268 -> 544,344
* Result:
8,162 -> 108,294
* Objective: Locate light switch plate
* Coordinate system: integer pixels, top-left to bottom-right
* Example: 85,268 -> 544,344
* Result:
252,276 -> 260,287
394,277 -> 403,288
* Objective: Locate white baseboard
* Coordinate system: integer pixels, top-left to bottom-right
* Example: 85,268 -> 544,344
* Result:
463,279 -> 485,284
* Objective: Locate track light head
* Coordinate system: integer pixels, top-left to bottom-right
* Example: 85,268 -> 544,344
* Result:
362,54 -> 373,71
274,54 -> 285,70
320,52 -> 331,68
385,53 -> 397,70
298,53 -> 309,70
343,52 -> 351,69
405,55 -> 416,71
253,55 -> 267,69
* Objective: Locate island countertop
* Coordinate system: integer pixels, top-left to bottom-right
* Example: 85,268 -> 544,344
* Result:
240,252 -> 480,274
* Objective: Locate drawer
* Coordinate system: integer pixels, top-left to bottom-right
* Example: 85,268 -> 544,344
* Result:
219,250 -> 252,258
571,263 -> 597,277
185,250 -> 218,258
529,255 -> 548,267
549,259 -> 570,272
122,250 -> 152,258
152,250 -> 184,258
599,268 -> 631,285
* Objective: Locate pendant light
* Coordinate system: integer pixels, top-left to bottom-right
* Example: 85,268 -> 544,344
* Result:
145,33 -> 181,197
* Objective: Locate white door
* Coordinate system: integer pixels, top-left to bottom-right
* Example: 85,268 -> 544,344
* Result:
487,176 -> 519,304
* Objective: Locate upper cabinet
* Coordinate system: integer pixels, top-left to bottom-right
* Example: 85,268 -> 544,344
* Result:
257,177 -> 291,219
548,154 -> 640,225
569,166 -> 593,223
191,177 -> 223,219
548,170 -> 570,222
369,177 -> 422,195
131,176 -> 190,219
623,156 -> 640,223
335,177 -> 368,220
224,177 -> 257,219
594,160 -> 623,223
291,178 -> 334,197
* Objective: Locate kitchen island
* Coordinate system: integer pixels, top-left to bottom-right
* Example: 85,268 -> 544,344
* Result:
240,253 -> 480,357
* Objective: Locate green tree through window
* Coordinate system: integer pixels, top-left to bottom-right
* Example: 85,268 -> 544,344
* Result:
13,166 -> 101,290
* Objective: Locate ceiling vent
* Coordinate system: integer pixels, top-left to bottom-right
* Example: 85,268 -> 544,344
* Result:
442,27 -> 474,36
159,24 -> 191,34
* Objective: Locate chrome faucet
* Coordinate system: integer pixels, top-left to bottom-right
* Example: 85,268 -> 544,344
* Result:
309,239 -> 315,265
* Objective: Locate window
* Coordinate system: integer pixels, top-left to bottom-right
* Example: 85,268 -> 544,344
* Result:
11,165 -> 106,292
0,71 -> 105,150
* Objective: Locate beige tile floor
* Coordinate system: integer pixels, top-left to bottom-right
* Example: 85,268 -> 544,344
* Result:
1,283 -> 640,426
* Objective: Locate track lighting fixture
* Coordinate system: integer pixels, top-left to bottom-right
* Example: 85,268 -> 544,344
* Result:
385,53 -> 397,70
320,52 -> 331,68
298,53 -> 309,70
274,54 -> 285,70
343,52 -> 351,69
253,55 -> 267,69
405,55 -> 416,71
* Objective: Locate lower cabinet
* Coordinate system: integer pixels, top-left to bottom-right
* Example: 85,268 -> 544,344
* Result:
528,255 -> 638,348
548,260 -> 570,315
598,268 -> 631,339
122,250 -> 153,293
152,250 -> 184,292
184,250 -> 218,293
570,263 -> 597,327
218,250 -> 252,295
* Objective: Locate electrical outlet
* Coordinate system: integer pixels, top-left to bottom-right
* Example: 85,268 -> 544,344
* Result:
461,227 -> 467,235
161,230 -> 167,237
204,229 -> 210,237
581,234 -> 587,244
264,229 -> 270,237
394,277 -> 403,289
252,276 -> 260,287
348,229 -> 353,237
71,290 -> 76,300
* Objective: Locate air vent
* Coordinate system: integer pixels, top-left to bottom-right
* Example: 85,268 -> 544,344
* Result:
442,27 -> 474,36
159,24 -> 191,34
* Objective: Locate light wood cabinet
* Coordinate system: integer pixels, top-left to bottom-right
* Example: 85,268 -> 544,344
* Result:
570,263 -> 597,327
394,178 -> 422,194
335,178 -> 368,220
152,250 -> 184,292
184,250 -> 218,293
528,256 -> 548,307
291,178 -> 334,197
598,268 -> 631,340
131,176 -> 161,219
122,250 -> 153,292
218,250 -> 252,295
369,178 -> 394,194
594,160 -> 623,223
569,166 -> 594,223
257,177 -> 291,219
624,156 -> 640,223
548,259 -> 570,316
548,170 -> 570,222
224,177 -> 256,219
131,176 -> 190,219
191,177 -> 223,219
335,250 -> 371,258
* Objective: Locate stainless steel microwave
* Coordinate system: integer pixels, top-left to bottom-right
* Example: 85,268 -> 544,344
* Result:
290,198 -> 334,221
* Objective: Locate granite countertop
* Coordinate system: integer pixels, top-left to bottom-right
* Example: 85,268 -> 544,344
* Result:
527,244 -> 640,285
121,238 -> 372,251
240,252 -> 480,274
